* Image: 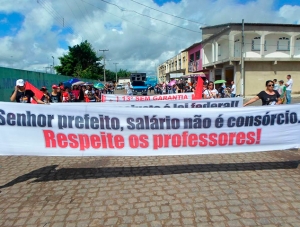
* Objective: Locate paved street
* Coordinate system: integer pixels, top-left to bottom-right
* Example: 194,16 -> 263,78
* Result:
0,149 -> 300,227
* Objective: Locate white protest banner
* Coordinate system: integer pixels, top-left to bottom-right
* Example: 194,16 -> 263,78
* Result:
101,93 -> 193,102
0,102 -> 300,156
55,98 -> 243,108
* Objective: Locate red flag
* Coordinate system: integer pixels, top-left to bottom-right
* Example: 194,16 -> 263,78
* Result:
25,81 -> 44,104
192,77 -> 203,100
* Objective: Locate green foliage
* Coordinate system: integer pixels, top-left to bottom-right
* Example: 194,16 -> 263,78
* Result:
55,40 -> 131,81
55,40 -> 103,80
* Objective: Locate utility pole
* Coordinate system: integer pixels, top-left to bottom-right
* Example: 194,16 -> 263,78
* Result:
241,19 -> 245,97
52,56 -> 54,74
113,63 -> 119,84
99,49 -> 109,83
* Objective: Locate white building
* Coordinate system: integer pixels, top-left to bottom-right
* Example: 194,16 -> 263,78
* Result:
201,23 -> 300,95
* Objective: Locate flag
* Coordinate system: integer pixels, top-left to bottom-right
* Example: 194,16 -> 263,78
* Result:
192,77 -> 203,100
25,81 -> 44,104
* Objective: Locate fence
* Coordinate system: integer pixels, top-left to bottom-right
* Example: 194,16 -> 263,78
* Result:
0,67 -> 99,102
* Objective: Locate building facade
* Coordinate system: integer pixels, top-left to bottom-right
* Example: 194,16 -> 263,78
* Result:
201,23 -> 300,95
157,51 -> 188,82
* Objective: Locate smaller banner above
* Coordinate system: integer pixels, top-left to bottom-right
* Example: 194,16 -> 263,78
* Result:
57,98 -> 243,108
102,93 -> 194,102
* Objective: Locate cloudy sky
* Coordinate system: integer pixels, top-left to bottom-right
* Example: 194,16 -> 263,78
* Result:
0,0 -> 300,75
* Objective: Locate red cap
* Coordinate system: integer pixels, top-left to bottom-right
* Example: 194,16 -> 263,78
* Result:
52,85 -> 58,89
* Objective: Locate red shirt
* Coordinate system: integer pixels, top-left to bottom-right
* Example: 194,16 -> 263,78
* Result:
72,90 -> 80,99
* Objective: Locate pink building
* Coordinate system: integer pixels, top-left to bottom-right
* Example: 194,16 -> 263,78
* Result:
183,41 -> 209,80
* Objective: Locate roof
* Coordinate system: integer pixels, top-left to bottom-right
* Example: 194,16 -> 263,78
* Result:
181,41 -> 202,52
201,22 -> 300,30
201,26 -> 231,44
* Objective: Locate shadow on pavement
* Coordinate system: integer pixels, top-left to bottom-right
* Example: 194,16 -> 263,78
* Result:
0,161 -> 299,189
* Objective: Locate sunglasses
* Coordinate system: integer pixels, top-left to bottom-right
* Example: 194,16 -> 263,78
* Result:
267,84 -> 274,87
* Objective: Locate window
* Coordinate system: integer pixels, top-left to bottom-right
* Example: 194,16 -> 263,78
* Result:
277,37 -> 290,51
252,37 -> 261,51
195,51 -> 200,60
190,54 -> 194,62
218,44 -> 221,57
179,59 -> 181,68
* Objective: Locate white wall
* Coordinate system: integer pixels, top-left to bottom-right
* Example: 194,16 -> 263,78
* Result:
218,39 -> 229,60
203,44 -> 212,65
264,34 -> 290,58
294,39 -> 300,58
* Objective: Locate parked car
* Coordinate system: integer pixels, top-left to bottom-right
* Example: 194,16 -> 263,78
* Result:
116,85 -> 123,90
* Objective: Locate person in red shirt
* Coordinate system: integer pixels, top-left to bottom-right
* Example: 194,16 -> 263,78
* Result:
71,85 -> 80,102
62,87 -> 71,102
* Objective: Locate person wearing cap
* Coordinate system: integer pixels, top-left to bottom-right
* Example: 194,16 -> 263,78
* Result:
49,85 -> 62,103
10,79 -> 46,104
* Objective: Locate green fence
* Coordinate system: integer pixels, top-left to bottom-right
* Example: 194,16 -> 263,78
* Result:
0,67 -> 99,102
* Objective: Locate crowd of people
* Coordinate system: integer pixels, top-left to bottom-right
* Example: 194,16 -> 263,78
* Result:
10,74 -> 294,106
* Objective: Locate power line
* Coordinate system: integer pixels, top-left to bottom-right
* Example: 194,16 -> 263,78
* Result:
81,0 -> 189,41
128,0 -> 207,26
97,0 -> 201,33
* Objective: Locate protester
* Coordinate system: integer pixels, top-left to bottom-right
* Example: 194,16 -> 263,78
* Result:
49,85 -> 62,103
203,81 -> 219,99
40,86 -> 50,103
78,86 -> 85,102
125,82 -> 133,95
10,79 -> 46,104
85,85 -> 98,102
273,79 -> 279,90
230,81 -> 236,97
278,80 -> 286,103
71,85 -> 80,102
62,87 -> 71,102
285,74 -> 293,104
244,80 -> 282,106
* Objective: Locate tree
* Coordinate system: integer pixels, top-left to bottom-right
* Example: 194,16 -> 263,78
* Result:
55,40 -> 103,80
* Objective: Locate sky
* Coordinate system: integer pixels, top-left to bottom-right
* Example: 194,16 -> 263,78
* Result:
0,0 -> 300,75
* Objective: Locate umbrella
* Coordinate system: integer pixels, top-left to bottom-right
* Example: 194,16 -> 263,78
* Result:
72,81 -> 85,86
63,82 -> 72,88
94,82 -> 105,89
83,82 -> 93,86
68,78 -> 81,84
214,80 -> 226,84
168,80 -> 176,86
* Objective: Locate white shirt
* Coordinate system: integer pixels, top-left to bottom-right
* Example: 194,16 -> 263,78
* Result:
231,84 -> 236,94
125,85 -> 133,94
286,79 -> 293,91
203,89 -> 218,99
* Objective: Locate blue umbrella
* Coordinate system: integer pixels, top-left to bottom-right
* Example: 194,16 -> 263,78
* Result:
68,78 -> 81,84
63,82 -> 72,88
94,82 -> 105,89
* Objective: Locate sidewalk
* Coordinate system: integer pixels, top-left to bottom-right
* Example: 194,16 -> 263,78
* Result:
0,150 -> 300,226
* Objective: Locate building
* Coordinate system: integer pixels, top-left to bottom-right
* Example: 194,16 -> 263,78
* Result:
182,41 -> 209,80
201,23 -> 300,95
157,51 -> 188,82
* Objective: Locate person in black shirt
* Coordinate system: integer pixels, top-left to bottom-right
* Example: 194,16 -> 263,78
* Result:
49,85 -> 62,103
10,79 -> 46,104
40,87 -> 50,103
244,80 -> 282,106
